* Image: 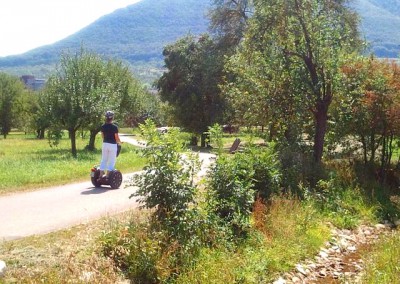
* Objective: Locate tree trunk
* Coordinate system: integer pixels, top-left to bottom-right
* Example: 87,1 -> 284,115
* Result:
360,135 -> 367,165
37,128 -> 45,139
69,129 -> 77,158
87,128 -> 100,151
369,134 -> 376,164
313,101 -> 329,163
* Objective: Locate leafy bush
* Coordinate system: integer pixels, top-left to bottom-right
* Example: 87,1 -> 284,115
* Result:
247,145 -> 281,200
207,153 -> 256,237
206,128 -> 282,237
119,120 -> 221,281
99,210 -> 227,283
275,141 -> 323,194
130,119 -> 200,226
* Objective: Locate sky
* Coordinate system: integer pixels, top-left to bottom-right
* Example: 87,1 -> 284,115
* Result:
0,0 -> 141,57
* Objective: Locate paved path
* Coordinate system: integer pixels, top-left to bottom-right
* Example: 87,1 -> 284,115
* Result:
0,176 -> 139,241
0,135 -> 215,241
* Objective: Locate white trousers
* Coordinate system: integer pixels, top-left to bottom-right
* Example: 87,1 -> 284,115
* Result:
100,143 -> 117,171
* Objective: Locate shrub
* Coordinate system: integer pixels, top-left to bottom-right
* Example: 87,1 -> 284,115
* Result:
129,119 -> 200,227
207,152 -> 256,238
206,134 -> 282,238
277,142 -> 325,194
246,145 -> 281,200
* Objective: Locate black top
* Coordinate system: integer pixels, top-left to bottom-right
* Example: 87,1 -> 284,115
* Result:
101,123 -> 118,144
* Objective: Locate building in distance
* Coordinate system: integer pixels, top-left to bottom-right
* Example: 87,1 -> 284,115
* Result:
20,75 -> 46,91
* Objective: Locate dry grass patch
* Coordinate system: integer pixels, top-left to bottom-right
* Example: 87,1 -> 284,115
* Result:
0,211 -> 141,283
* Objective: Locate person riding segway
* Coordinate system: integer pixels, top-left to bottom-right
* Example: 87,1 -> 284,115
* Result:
90,111 -> 123,189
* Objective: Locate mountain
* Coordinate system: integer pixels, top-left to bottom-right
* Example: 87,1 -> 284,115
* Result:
0,0 -> 210,84
354,0 -> 400,58
0,0 -> 399,84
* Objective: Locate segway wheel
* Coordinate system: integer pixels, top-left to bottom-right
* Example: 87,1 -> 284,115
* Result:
109,170 -> 122,189
91,168 -> 102,187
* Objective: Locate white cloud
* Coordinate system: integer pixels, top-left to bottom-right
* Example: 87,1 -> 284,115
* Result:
0,0 -> 140,57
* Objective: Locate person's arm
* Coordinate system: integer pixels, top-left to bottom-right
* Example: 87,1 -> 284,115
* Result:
115,133 -> 122,144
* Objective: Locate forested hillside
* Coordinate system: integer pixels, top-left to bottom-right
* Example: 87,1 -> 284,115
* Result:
355,0 -> 400,57
0,0 -> 209,83
0,0 -> 399,83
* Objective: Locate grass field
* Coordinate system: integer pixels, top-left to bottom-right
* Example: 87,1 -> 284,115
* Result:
0,132 -> 146,195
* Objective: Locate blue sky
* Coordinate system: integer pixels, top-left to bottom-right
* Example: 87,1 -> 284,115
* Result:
0,0 -> 141,57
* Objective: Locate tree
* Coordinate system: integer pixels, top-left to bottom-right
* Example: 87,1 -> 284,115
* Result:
208,0 -> 253,49
84,59 -> 133,151
223,46 -> 309,142
336,56 -> 400,172
0,73 -> 26,138
156,34 -> 226,142
44,49 -> 135,156
31,91 -> 52,139
227,0 -> 361,162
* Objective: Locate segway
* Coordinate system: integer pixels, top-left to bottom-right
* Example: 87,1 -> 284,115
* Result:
90,144 -> 122,189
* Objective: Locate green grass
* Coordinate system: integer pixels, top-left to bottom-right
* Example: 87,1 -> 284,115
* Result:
361,230 -> 400,284
204,132 -> 265,154
0,132 -> 146,194
174,197 -> 331,283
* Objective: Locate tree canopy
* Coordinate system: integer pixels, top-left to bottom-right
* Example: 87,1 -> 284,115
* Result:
157,34 -> 226,135
0,73 -> 26,138
43,49 -> 138,156
224,0 -> 362,161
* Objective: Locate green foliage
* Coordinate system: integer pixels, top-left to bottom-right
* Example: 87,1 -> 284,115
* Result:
47,129 -> 64,148
207,152 -> 256,237
174,196 -> 330,284
208,0 -> 252,49
246,145 -> 281,200
43,48 -> 137,156
99,194 -> 332,284
208,123 -> 225,154
100,220 -> 161,283
206,133 -> 281,237
130,119 -> 201,232
0,72 -> 26,138
334,56 -> 400,172
225,0 -> 362,161
157,34 -> 226,134
303,177 -> 378,229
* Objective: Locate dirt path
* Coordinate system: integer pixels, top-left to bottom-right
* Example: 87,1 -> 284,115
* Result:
0,135 -> 215,241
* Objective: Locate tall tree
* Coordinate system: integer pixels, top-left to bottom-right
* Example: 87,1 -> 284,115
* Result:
0,73 -> 25,138
156,34 -> 226,141
229,0 -> 361,162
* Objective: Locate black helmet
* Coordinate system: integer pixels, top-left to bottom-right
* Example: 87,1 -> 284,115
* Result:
105,111 -> 114,119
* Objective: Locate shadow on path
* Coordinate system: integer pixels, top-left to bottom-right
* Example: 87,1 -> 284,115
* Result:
81,187 -> 113,195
